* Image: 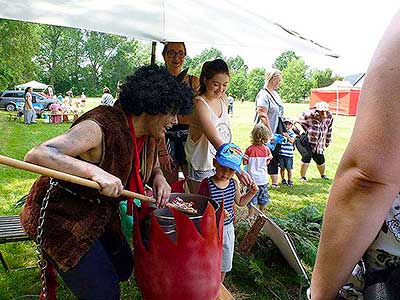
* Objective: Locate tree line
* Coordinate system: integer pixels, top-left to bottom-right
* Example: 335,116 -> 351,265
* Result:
0,19 -> 341,101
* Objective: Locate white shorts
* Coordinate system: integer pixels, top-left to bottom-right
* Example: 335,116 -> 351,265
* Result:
222,222 -> 235,273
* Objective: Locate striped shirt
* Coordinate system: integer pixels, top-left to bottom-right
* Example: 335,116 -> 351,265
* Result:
208,177 -> 236,225
279,129 -> 296,157
299,109 -> 333,154
101,93 -> 115,106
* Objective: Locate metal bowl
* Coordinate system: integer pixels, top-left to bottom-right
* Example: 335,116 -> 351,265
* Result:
154,193 -> 220,241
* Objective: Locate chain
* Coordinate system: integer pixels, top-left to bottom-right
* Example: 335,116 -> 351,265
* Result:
36,178 -> 58,300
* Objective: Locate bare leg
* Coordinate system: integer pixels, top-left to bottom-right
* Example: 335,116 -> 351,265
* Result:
280,168 -> 285,181
270,174 -> 279,185
317,163 -> 326,176
300,162 -> 310,178
221,272 -> 226,282
259,204 -> 266,214
288,169 -> 293,182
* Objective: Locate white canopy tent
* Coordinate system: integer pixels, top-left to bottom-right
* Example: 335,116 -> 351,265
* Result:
0,0 -> 339,60
15,80 -> 48,90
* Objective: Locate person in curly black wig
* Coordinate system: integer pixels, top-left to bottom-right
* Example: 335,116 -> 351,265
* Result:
21,64 -> 193,299
119,64 -> 193,117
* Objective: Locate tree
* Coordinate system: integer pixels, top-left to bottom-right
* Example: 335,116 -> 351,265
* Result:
245,68 -> 265,101
227,69 -> 247,99
36,25 -> 84,94
101,40 -> 151,96
279,58 -> 311,103
226,56 -> 248,73
184,48 -> 225,76
273,50 -> 300,71
0,20 -> 40,90
83,31 -> 126,94
310,68 -> 336,88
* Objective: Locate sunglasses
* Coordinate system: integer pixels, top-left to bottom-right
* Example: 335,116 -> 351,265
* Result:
166,49 -> 186,58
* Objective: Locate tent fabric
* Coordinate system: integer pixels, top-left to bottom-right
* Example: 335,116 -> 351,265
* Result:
15,80 -> 48,90
310,81 -> 360,116
0,0 -> 339,58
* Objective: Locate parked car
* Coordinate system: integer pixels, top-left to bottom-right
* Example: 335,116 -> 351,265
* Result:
0,90 -> 56,112
16,102 -> 44,119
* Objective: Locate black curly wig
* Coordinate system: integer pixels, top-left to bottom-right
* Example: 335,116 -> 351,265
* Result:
119,64 -> 194,116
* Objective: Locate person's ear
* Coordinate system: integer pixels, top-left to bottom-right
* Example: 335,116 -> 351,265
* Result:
213,158 -> 218,168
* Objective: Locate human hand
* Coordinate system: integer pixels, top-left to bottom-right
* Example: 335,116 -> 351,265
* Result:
249,182 -> 258,194
152,173 -> 171,208
237,169 -> 252,186
92,171 -> 124,198
283,132 -> 289,138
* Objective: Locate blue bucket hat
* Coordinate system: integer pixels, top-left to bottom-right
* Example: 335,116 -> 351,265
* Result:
215,143 -> 243,173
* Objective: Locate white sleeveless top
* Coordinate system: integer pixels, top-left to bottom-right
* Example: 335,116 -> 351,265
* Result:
365,193 -> 400,270
185,96 -> 232,171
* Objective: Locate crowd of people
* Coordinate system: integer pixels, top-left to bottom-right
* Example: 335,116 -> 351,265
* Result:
18,10 -> 400,297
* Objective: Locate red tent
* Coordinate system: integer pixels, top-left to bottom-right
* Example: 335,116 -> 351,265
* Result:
310,81 -> 361,116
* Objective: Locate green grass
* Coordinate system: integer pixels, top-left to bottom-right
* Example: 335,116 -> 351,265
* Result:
0,100 -> 355,299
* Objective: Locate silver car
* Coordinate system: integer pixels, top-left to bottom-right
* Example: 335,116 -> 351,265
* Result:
0,90 -> 56,112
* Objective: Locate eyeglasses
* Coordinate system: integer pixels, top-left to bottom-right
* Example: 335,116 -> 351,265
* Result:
166,49 -> 186,58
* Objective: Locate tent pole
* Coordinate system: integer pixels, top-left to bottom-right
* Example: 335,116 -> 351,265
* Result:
151,41 -> 157,65
336,87 -> 339,116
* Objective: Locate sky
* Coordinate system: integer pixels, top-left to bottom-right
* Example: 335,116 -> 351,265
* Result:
168,1 -> 399,77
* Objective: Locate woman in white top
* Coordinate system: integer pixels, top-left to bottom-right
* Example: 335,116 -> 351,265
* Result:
255,69 -> 284,188
185,59 -> 251,193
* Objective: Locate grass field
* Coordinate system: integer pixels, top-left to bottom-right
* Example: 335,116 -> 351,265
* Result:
0,100 -> 356,299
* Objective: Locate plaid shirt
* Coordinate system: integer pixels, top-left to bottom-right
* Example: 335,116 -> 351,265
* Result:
299,109 -> 333,154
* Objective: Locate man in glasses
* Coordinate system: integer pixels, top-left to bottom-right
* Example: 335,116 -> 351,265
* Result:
159,42 -> 200,185
296,101 -> 333,182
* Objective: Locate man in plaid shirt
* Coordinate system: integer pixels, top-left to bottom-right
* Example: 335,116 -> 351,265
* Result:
296,102 -> 333,181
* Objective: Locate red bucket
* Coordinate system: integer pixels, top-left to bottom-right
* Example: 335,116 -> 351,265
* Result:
133,193 -> 223,300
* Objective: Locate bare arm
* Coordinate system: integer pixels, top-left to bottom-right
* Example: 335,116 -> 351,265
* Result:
256,106 -> 271,132
311,10 -> 400,300
234,179 -> 258,207
283,132 -> 295,143
194,98 -> 225,149
24,120 -> 124,198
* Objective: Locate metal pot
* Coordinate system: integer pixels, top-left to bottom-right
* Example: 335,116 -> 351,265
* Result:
154,193 -> 220,242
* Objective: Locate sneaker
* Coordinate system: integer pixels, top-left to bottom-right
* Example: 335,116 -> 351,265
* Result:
321,175 -> 329,180
271,183 -> 280,189
281,179 -> 287,185
287,180 -> 294,187
299,176 -> 307,182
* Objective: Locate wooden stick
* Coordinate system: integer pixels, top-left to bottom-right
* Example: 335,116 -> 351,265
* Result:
0,154 -> 195,214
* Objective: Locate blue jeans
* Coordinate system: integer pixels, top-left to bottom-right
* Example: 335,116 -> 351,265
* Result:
50,232 -> 133,299
247,184 -> 270,206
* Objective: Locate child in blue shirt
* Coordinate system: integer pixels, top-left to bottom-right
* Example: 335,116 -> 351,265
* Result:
279,118 -> 296,186
198,143 -> 258,282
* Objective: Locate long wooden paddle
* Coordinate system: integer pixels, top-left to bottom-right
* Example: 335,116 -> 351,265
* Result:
0,155 -> 196,214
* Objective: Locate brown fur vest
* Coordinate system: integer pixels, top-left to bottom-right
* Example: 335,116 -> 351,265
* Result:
20,102 -> 159,271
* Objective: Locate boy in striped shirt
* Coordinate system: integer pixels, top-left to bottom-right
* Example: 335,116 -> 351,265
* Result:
279,118 -> 296,186
198,143 -> 258,282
